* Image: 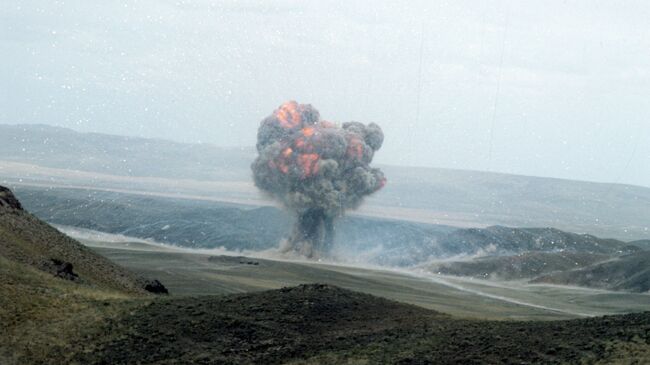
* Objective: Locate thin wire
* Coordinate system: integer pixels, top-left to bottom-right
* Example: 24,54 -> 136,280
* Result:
487,4 -> 510,171
411,20 -> 426,164
415,20 -> 425,131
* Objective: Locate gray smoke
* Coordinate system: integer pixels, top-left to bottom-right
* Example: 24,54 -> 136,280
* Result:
252,101 -> 386,258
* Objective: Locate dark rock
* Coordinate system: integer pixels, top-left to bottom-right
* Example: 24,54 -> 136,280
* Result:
41,258 -> 79,281
0,186 -> 23,210
144,279 -> 169,295
239,260 -> 259,265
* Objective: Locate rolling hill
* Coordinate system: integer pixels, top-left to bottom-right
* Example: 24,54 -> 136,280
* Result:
13,186 -> 454,266
534,251 -> 650,293
433,225 -> 640,256
0,124 -> 253,181
1,124 -> 649,240
0,186 -> 158,294
423,252 -> 611,280
630,240 -> 650,250
12,186 -> 642,268
0,185 -> 166,364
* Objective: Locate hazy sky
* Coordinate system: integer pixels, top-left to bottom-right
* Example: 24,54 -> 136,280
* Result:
1,0 -> 649,187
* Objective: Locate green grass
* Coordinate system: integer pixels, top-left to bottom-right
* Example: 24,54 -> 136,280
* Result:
0,202 -> 152,365
0,255 -> 146,365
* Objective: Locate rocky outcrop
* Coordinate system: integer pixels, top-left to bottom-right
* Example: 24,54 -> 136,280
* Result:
144,279 -> 169,295
39,258 -> 79,281
0,185 -> 168,295
0,186 -> 22,210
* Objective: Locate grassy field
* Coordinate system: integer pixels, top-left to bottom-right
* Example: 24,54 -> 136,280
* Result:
81,236 -> 650,321
0,254 -> 146,365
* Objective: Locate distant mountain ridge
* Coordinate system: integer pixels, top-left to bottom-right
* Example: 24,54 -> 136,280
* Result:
1,124 -> 254,181
14,186 -> 643,268
1,123 -> 648,240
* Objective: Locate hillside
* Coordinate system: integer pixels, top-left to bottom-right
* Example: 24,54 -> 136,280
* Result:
436,226 -> 640,256
0,186 -> 22,209
534,251 -> 650,293
0,249 -> 151,365
0,186 -> 166,364
2,124 -> 649,240
0,186 -> 160,294
424,252 -> 610,280
68,284 -> 650,364
630,240 -> 650,250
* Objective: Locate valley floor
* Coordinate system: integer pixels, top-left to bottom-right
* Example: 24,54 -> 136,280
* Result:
72,228 -> 650,321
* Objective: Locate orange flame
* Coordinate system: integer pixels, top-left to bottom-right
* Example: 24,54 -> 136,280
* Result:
275,101 -> 302,129
282,147 -> 293,157
269,147 -> 293,175
295,137 -> 305,149
298,153 -> 320,178
302,127 -> 315,137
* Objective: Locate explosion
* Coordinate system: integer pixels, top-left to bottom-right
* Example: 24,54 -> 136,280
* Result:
252,101 -> 386,258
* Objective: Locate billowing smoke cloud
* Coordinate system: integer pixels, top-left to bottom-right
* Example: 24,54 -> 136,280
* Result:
252,101 -> 386,258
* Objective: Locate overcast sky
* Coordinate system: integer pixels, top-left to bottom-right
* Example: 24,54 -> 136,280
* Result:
1,0 -> 649,187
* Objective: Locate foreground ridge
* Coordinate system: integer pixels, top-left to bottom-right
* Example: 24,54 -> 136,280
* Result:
73,284 -> 650,365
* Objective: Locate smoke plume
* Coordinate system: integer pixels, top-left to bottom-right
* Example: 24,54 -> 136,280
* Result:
252,101 -> 386,258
